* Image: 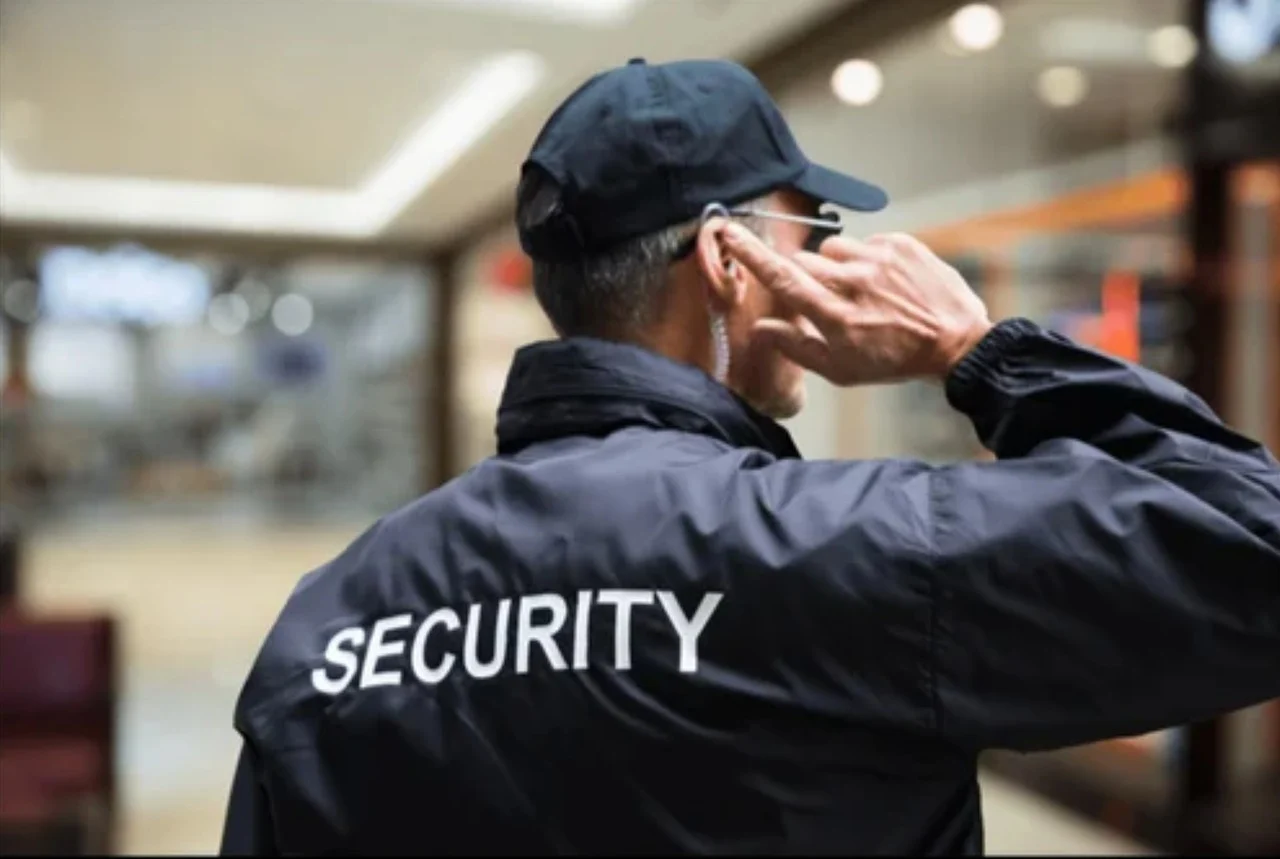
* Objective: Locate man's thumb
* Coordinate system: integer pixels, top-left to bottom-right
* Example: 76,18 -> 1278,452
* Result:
752,319 -> 830,374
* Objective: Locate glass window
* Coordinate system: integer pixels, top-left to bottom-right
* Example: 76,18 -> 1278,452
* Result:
0,244 -> 437,526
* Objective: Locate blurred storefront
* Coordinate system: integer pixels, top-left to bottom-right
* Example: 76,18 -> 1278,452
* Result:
0,234 -> 444,850
0,240 -> 439,529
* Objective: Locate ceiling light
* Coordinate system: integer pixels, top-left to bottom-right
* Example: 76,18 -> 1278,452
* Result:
1147,25 -> 1199,68
1037,66 -> 1089,108
831,60 -> 883,107
0,51 -> 546,237
271,294 -> 314,337
0,166 -> 357,235
208,294 -> 250,336
949,4 -> 1004,53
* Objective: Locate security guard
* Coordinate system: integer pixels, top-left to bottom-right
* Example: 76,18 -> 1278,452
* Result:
221,58 -> 1280,855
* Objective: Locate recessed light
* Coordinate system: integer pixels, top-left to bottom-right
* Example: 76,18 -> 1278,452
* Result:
1037,66 -> 1089,108
949,4 -> 1004,53
831,60 -> 883,106
1147,25 -> 1199,68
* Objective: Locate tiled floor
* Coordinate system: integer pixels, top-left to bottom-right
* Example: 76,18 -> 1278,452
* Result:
22,512 -> 1152,855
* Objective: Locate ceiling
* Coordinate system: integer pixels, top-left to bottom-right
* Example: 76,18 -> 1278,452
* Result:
0,0 -> 849,243
785,0 -> 1280,237
784,0 -> 1192,218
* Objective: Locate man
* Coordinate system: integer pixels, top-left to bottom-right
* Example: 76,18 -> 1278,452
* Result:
222,58 -> 1280,855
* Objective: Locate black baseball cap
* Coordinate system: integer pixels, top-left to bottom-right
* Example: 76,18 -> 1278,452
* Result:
517,57 -> 888,262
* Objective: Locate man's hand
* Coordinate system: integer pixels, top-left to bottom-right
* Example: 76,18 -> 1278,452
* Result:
722,224 -> 992,385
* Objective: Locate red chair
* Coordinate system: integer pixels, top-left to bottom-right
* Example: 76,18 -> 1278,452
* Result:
0,612 -> 118,854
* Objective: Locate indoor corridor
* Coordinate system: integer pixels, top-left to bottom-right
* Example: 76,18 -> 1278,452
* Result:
2,0 -> 1276,854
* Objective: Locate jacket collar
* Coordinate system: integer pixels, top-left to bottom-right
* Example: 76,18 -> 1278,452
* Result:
496,337 -> 801,460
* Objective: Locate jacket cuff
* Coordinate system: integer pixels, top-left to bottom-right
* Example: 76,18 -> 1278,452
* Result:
943,318 -> 1044,417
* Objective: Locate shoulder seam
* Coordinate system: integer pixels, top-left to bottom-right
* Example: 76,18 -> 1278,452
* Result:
925,467 -> 948,741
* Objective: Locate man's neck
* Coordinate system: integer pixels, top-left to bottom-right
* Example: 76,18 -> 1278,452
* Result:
628,325 -> 709,381
631,288 -> 716,380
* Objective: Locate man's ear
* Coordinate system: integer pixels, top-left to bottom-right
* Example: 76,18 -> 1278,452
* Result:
694,218 -> 746,311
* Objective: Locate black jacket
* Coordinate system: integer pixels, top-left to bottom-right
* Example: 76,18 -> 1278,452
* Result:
221,318 -> 1280,855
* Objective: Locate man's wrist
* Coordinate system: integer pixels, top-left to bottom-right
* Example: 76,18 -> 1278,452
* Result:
939,320 -> 995,377
943,318 -> 1043,415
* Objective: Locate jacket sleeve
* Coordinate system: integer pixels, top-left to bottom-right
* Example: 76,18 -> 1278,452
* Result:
925,318 -> 1280,751
220,741 -> 278,856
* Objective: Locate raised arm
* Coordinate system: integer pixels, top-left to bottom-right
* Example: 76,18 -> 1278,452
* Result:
720,223 -> 1279,751
931,319 -> 1279,749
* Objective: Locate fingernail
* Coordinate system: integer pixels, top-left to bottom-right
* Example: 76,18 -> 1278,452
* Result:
723,223 -> 748,242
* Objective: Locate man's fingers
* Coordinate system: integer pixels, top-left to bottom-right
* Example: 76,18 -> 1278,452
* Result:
816,235 -> 890,264
752,318 -> 831,375
722,223 -> 844,324
867,232 -> 909,246
792,251 -> 846,282
795,314 -> 825,343
793,252 -> 877,294
867,232 -> 930,257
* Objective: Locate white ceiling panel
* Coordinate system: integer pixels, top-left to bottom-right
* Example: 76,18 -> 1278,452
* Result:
0,0 -> 851,240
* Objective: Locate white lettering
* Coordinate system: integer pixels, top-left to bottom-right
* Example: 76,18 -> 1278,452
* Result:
573,590 -> 592,669
464,599 -> 511,679
656,591 -> 723,673
360,614 -> 413,688
314,590 -> 725,690
516,594 -> 568,674
311,626 -> 366,695
597,589 -> 654,670
411,607 -> 460,684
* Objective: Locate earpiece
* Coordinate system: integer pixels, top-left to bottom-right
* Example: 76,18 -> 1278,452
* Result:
697,202 -> 737,282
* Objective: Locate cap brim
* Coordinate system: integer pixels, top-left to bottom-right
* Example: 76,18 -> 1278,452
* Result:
791,161 -> 888,213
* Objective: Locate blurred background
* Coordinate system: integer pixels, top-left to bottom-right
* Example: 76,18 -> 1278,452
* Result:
0,0 -> 1276,854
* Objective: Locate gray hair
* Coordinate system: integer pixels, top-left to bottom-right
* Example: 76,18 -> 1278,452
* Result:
518,166 -> 768,338
530,217 -> 699,338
